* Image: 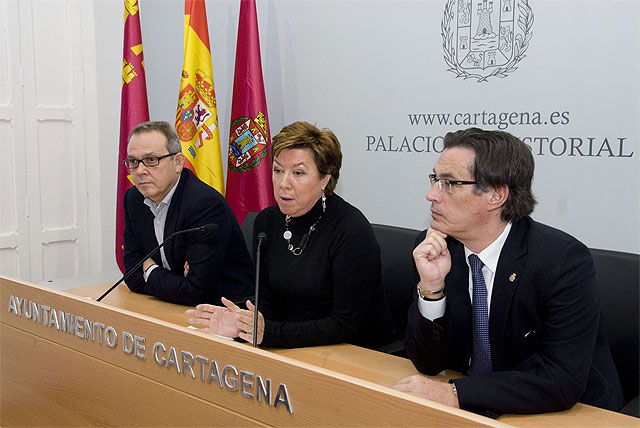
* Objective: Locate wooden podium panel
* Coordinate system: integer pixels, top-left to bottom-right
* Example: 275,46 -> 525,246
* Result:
65,282 -> 639,428
2,325 -> 262,427
1,275 -> 507,427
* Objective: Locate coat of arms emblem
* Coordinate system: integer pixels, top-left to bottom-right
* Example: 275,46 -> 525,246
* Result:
442,0 -> 534,82
176,69 -> 217,150
228,112 -> 269,172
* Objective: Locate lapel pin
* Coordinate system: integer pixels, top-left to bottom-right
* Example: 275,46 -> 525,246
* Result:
509,273 -> 517,282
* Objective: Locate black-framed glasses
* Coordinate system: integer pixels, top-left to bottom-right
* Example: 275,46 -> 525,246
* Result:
428,173 -> 477,194
124,153 -> 178,169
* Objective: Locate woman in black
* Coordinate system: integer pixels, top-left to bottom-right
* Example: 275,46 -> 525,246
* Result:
186,121 -> 397,349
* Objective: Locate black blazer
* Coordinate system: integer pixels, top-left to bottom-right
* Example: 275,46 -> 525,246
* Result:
123,169 -> 254,306
405,217 -> 624,415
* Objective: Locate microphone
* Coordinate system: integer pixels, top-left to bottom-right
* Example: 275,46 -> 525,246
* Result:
252,232 -> 267,347
97,223 -> 218,302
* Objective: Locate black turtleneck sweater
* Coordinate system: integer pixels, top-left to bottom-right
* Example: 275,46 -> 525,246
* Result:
252,194 -> 398,349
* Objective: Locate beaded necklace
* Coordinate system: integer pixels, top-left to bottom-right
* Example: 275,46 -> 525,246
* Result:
282,193 -> 326,256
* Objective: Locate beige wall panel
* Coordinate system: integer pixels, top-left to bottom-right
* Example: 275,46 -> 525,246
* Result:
41,239 -> 78,280
0,0 -> 100,283
0,248 -> 18,277
0,120 -> 17,234
0,1 -> 29,280
0,0 -> 10,105
32,0 -> 72,106
36,120 -> 77,230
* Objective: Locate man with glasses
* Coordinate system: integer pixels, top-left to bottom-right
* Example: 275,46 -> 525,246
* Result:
122,121 -> 253,306
392,128 -> 623,416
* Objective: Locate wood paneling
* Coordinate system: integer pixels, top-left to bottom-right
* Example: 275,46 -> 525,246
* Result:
1,325 -> 264,427
1,276 -> 506,427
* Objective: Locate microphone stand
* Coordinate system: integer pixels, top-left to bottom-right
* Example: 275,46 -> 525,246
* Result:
97,223 -> 217,302
252,232 -> 266,347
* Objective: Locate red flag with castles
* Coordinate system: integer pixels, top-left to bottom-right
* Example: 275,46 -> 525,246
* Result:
116,0 -> 150,273
225,0 -> 275,226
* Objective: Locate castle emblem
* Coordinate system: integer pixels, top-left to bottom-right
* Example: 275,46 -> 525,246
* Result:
442,0 -> 534,82
228,112 -> 269,172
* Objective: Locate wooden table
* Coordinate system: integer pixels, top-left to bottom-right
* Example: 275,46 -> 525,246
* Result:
70,283 -> 638,428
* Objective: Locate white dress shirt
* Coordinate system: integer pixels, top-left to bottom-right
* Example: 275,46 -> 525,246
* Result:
142,176 -> 181,281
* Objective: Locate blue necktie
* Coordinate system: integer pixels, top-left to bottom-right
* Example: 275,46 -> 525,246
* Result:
468,254 -> 493,376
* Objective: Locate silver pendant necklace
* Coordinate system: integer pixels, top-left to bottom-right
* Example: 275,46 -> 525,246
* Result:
282,193 -> 326,256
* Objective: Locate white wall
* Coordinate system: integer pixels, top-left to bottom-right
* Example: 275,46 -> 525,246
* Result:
93,0 -> 640,280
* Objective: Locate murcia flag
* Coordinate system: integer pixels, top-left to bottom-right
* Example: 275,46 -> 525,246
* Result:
226,0 -> 275,225
116,0 -> 149,273
175,0 -> 225,194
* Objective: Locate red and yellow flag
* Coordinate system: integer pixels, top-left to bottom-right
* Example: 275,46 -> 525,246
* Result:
175,0 -> 224,194
226,0 -> 275,225
116,0 -> 150,273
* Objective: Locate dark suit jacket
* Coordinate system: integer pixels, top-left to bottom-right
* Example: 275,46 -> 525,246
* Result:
405,217 -> 624,415
123,169 -> 254,306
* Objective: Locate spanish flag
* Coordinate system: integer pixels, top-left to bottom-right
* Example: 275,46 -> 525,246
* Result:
175,0 -> 225,194
116,0 -> 149,273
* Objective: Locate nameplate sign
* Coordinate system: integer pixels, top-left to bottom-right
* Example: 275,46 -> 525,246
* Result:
3,285 -> 293,415
2,276 -> 505,427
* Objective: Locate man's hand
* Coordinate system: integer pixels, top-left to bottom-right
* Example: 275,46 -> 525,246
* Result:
183,261 -> 190,277
392,374 -> 460,408
413,228 -> 451,290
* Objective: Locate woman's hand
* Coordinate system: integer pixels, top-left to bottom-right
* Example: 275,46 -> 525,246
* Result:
185,298 -> 265,344
185,298 -> 242,338
236,300 -> 265,345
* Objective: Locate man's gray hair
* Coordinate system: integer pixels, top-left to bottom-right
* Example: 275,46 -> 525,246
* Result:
129,121 -> 182,153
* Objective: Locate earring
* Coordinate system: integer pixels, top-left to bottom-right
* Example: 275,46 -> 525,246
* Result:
321,190 -> 326,213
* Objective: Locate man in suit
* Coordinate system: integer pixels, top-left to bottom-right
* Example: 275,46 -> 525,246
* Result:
123,121 -> 254,306
392,128 -> 624,416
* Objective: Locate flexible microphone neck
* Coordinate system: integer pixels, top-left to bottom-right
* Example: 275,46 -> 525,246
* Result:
252,232 -> 267,347
97,223 -> 218,302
